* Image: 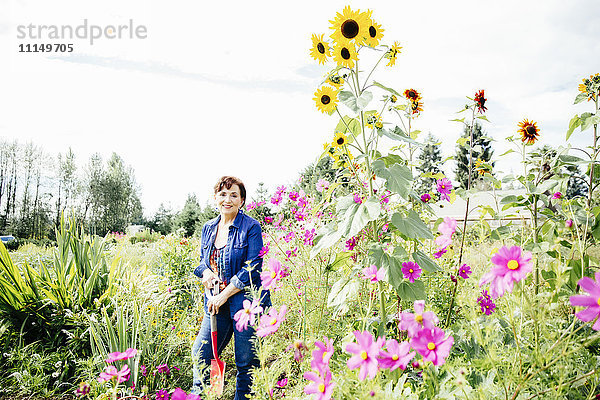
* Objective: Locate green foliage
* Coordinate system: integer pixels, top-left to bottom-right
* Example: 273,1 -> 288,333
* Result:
173,194 -> 201,237
454,122 -> 495,189
414,134 -> 444,194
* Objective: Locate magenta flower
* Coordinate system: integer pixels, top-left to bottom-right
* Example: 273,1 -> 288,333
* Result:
362,264 -> 384,283
233,299 -> 263,332
353,193 -> 363,204
257,305 -> 287,337
156,364 -> 170,374
433,247 -> 448,259
552,191 -> 563,199
345,330 -> 383,381
421,193 -> 431,203
258,244 -> 269,258
311,337 -> 334,372
75,382 -> 91,396
171,388 -> 200,400
477,289 -> 496,315
410,327 -> 454,366
399,300 -> 439,338
570,271 -> 600,330
436,178 -> 453,201
105,348 -> 137,363
156,389 -> 169,400
264,216 -> 273,224
260,257 -> 286,290
377,339 -> 415,371
401,261 -> 422,283
304,228 -> 317,246
316,178 -> 330,193
458,264 -> 472,279
140,364 -> 147,376
304,368 -> 335,400
289,191 -> 300,201
277,378 -> 288,388
345,236 -> 358,251
479,245 -> 533,298
97,364 -> 130,384
566,219 -> 573,228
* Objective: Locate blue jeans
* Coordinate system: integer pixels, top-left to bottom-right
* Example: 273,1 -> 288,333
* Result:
191,302 -> 259,400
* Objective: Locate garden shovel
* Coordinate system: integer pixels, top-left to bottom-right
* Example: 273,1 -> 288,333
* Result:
209,281 -> 226,396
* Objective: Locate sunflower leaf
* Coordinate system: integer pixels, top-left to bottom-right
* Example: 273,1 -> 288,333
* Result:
574,92 -> 589,105
372,160 -> 412,199
372,81 -> 402,97
580,112 -> 595,132
477,115 -> 490,122
379,127 -> 421,145
335,116 -> 361,138
356,91 -> 373,110
391,211 -> 434,240
338,90 -> 372,113
412,250 -> 441,272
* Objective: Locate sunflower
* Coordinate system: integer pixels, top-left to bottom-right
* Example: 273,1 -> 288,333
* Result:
310,33 -> 330,65
386,41 -> 402,67
363,10 -> 384,47
410,99 -> 423,115
578,73 -> 600,102
474,89 -> 487,113
333,42 -> 357,69
326,73 -> 345,88
390,95 -> 397,103
313,86 -> 339,114
475,158 -> 491,175
329,6 -> 369,46
517,119 -> 540,145
404,88 -> 421,101
332,131 -> 348,148
366,112 -> 382,129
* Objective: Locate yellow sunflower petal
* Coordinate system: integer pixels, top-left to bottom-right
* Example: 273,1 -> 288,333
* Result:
333,42 -> 357,69
310,33 -> 330,65
313,86 -> 339,114
386,41 -> 402,67
329,6 -> 370,46
363,10 -> 384,47
332,131 -> 348,148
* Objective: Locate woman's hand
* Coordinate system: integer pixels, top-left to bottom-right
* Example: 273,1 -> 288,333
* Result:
202,269 -> 218,290
207,292 -> 228,315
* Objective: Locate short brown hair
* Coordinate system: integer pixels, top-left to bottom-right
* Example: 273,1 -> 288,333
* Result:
214,176 -> 246,207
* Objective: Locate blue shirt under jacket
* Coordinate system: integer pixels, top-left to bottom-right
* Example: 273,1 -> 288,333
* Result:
193,211 -> 271,314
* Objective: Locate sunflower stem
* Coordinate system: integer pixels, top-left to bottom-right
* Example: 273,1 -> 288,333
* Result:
362,51 -> 387,92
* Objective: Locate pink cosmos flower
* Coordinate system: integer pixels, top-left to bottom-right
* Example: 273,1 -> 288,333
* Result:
304,228 -> 317,246
477,289 -> 496,315
401,262 -> 422,283
433,247 -> 448,259
316,179 -> 330,193
377,339 -> 415,371
258,244 -> 269,258
246,201 -> 258,211
233,299 -> 263,332
345,236 -> 358,251
105,348 -> 137,363
399,300 -> 439,338
479,245 -> 533,298
97,364 -> 130,384
156,364 -> 170,374
257,305 -> 287,337
345,330 -> 383,381
421,193 -> 431,203
410,327 -> 454,366
311,337 -> 334,373
284,232 -> 296,242
436,178 -> 453,202
438,217 -> 457,237
362,265 -> 384,283
260,258 -> 286,290
171,388 -> 201,400
304,368 -> 335,400
570,271 -> 600,330
552,192 -> 563,199
458,264 -> 472,279
264,216 -> 273,224
565,219 -> 573,228
353,193 -> 363,204
289,191 -> 300,201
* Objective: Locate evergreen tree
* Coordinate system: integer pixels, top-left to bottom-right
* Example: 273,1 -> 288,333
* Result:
415,134 -> 443,194
566,165 -> 588,199
297,157 -> 337,200
175,194 -> 201,237
454,122 -> 494,189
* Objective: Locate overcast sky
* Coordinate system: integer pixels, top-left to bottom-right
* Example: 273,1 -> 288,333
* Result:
1,0 -> 598,215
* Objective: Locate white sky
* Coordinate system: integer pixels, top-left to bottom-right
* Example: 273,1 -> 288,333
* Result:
0,0 -> 598,215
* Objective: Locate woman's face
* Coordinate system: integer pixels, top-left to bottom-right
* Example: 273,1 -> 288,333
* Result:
215,184 -> 243,218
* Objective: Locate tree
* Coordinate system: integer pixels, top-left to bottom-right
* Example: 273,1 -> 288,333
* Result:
174,194 -> 201,237
297,157 -> 337,199
147,203 -> 175,235
55,148 -> 78,229
454,122 -> 494,189
414,134 -> 444,194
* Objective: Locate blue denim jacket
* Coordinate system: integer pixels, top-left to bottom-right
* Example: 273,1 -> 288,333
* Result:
193,211 -> 271,316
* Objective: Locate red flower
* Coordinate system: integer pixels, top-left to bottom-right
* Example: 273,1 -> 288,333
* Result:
474,90 -> 487,113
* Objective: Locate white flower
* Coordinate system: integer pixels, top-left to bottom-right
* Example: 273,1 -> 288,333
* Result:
52,371 -> 60,378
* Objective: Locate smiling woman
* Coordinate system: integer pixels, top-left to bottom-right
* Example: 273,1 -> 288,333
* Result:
191,176 -> 271,399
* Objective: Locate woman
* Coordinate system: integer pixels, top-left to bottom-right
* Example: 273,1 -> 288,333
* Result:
191,176 -> 270,399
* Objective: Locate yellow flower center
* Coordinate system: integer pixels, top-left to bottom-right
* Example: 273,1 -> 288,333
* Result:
409,269 -> 413,273
597,297 -> 600,306
441,185 -> 445,189
271,271 -> 277,279
507,260 -> 519,270
427,342 -> 436,351
318,383 -> 325,393
270,318 -> 277,325
245,309 -> 250,314
392,354 -> 399,361
360,351 -> 368,360
415,314 -> 423,323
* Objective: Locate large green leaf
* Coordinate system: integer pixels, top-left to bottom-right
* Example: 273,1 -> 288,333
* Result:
574,92 -> 589,104
372,160 -> 412,199
310,222 -> 343,258
566,115 -> 582,140
372,81 -> 401,97
412,250 -> 441,272
337,197 -> 381,238
395,281 -> 426,301
335,115 -> 361,138
369,244 -> 405,289
327,276 -> 360,315
391,211 -> 434,240
339,90 -> 373,113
